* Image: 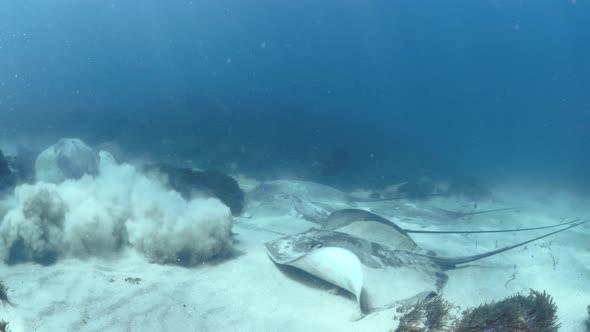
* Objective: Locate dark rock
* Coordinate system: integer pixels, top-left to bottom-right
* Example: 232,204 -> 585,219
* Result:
14,145 -> 38,182
146,163 -> 244,215
0,150 -> 16,192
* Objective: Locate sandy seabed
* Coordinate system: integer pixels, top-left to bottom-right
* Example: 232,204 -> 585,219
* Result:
1,180 -> 590,332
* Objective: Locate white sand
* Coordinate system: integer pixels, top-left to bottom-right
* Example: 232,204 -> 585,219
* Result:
1,181 -> 589,331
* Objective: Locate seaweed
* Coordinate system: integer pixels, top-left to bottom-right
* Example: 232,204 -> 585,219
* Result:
455,290 -> 559,332
0,320 -> 10,332
395,295 -> 454,332
0,281 -> 9,306
394,290 -> 559,332
395,304 -> 424,332
424,296 -> 452,331
124,277 -> 142,285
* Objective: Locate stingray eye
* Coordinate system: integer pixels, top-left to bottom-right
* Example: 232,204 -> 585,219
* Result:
311,243 -> 324,249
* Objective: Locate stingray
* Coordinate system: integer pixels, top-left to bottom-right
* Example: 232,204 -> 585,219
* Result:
247,180 -> 428,205
245,180 -> 352,219
246,180 -> 377,220
431,206 -> 521,220
326,208 -> 579,235
264,218 -> 589,318
318,208 -> 575,253
247,180 -> 519,223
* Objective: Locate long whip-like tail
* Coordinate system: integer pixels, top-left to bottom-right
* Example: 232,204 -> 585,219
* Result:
405,218 -> 580,234
427,218 -> 590,269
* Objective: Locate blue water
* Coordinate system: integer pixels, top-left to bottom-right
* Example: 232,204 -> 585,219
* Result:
1,0 -> 589,192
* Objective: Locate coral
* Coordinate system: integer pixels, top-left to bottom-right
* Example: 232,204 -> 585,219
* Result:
586,305 -> 590,332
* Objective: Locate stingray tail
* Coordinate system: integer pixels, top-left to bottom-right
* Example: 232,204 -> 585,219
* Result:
428,218 -> 590,268
434,206 -> 521,219
405,218 -> 580,234
355,192 -> 448,202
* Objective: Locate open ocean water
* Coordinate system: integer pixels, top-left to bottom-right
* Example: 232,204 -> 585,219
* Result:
1,0 -> 589,193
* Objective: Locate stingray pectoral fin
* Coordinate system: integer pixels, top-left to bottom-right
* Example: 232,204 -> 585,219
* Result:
428,218 -> 590,268
287,247 -> 364,310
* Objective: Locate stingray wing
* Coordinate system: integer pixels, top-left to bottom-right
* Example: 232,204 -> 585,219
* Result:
287,247 -> 364,308
324,209 -> 419,252
264,229 -> 446,315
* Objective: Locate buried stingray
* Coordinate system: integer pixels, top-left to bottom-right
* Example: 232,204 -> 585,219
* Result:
264,218 -> 590,318
247,180 -> 438,205
247,180 -> 518,222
